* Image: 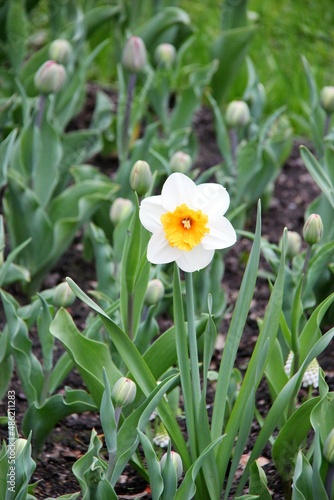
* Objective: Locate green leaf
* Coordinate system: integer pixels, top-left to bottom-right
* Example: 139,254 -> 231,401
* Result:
207,93 -> 233,173
72,429 -> 117,500
211,24 -> 256,103
138,7 -> 192,50
111,375 -> 179,485
138,431 -> 164,500
84,5 -> 120,37
0,355 -> 13,402
237,327 -> 334,495
300,146 -> 334,210
299,292 -> 334,362
222,226 -> 287,495
142,316 -> 207,381
50,308 -> 122,406
33,114 -> 63,207
272,397 -> 320,480
0,128 -> 17,188
100,370 -> 117,458
174,436 -> 224,500
310,390 -> 334,446
211,202 -> 261,441
22,390 -> 96,453
292,451 -> 313,500
6,0 -> 27,73
66,278 -> 191,469
36,295 -> 54,373
2,291 -> 43,404
249,461 -> 272,500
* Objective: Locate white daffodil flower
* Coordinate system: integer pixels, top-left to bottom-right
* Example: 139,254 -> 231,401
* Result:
139,173 -> 237,272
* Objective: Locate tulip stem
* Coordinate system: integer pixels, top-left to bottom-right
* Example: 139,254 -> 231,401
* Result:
324,113 -> 332,138
122,73 -> 137,161
185,272 -> 201,411
35,94 -> 46,128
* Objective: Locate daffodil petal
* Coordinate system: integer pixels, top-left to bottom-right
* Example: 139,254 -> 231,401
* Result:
202,216 -> 237,250
176,245 -> 214,272
139,195 -> 165,232
147,229 -> 183,264
193,184 -> 230,215
161,172 -> 196,210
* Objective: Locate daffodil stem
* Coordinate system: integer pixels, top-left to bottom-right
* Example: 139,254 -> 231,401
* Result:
185,272 -> 201,411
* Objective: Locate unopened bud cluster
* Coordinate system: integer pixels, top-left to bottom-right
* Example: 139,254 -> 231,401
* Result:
281,230 -> 301,260
49,39 -> 72,65
110,197 -> 133,224
170,151 -> 192,173
155,43 -> 176,66
122,36 -> 147,73
34,60 -> 66,94
111,377 -> 136,408
320,86 -> 334,114
144,279 -> 165,306
303,213 -> 323,246
225,100 -> 250,128
53,282 -> 76,307
160,450 -> 183,480
130,160 -> 152,196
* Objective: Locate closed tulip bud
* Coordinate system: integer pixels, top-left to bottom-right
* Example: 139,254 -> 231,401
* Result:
323,429 -> 334,464
145,279 -> 165,306
154,43 -> 176,66
130,160 -> 152,196
111,377 -> 136,408
122,36 -> 147,73
303,213 -> 323,246
170,151 -> 192,173
49,38 -> 72,65
320,86 -> 334,114
15,438 -> 29,457
53,282 -> 76,307
160,451 -> 183,481
110,197 -> 133,224
280,230 -> 302,260
34,60 -> 66,94
225,100 -> 251,128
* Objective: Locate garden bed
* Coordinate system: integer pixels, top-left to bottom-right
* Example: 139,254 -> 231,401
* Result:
1,99 -> 333,499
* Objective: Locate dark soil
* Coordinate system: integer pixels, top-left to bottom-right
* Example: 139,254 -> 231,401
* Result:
1,94 -> 333,500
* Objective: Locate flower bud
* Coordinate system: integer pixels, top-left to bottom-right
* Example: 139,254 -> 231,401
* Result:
110,197 -> 133,224
320,86 -> 334,114
15,438 -> 29,457
144,279 -> 165,306
160,450 -> 183,480
280,230 -> 302,260
303,213 -> 323,246
49,39 -> 72,65
323,429 -> 334,464
34,60 -> 66,94
225,100 -> 251,128
53,282 -> 76,307
130,160 -> 152,196
154,43 -> 176,66
122,36 -> 147,73
111,377 -> 136,408
170,151 -> 192,173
